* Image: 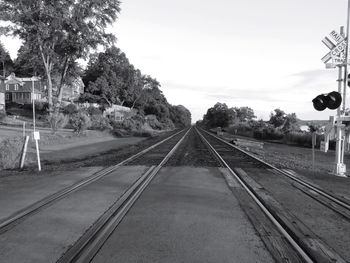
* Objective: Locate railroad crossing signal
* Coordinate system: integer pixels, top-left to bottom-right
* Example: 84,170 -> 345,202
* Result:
312,91 -> 342,111
321,30 -> 348,66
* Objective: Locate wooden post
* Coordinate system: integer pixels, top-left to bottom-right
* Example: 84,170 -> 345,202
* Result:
35,139 -> 41,171
33,131 -> 41,171
312,132 -> 316,171
19,136 -> 30,169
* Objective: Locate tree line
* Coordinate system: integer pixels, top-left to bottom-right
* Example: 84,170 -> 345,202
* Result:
199,102 -> 324,148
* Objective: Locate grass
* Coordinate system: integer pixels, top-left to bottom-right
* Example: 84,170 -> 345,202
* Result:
221,131 -> 349,175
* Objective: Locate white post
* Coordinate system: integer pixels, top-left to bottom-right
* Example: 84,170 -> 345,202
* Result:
35,139 -> 41,171
19,136 -> 30,169
334,65 -> 346,176
32,77 -> 35,132
312,132 -> 316,171
344,1 -> 350,112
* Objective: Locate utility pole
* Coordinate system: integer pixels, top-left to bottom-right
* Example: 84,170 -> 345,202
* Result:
319,1 -> 350,177
32,77 -> 36,132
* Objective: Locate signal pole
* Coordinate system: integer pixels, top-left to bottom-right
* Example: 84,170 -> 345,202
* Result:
333,0 -> 350,177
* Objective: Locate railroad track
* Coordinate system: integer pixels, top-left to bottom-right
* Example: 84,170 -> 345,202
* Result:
196,127 -> 350,263
57,128 -> 191,263
0,128 -> 188,235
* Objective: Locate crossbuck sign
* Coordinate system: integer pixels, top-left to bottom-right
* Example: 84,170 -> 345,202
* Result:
321,30 -> 348,66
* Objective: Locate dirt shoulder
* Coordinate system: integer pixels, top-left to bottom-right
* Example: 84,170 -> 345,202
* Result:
219,132 -> 350,202
0,129 -> 179,177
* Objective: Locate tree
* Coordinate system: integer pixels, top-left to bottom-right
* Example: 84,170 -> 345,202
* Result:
282,113 -> 299,133
269,109 -> 299,133
203,102 -> 230,128
13,43 -> 44,77
169,105 -> 192,127
82,46 -> 138,107
0,41 -> 13,77
269,109 -> 286,128
0,0 -> 121,111
234,106 -> 256,122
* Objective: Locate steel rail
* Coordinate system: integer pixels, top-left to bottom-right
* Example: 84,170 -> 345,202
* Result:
58,127 -> 192,263
199,128 -> 350,211
195,127 -> 314,263
0,129 -> 187,233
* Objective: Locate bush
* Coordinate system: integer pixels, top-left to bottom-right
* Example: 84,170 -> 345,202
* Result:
0,136 -> 23,169
46,112 -> 68,133
69,112 -> 91,134
90,115 -> 111,130
63,104 -> 78,115
0,110 -> 6,122
132,130 -> 155,137
227,122 -> 254,138
283,132 -> 323,148
35,101 -> 49,112
87,106 -> 102,116
110,128 -> 129,137
145,115 -> 163,130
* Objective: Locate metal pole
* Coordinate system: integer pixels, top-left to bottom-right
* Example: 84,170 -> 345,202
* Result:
334,65 -> 345,176
32,77 -> 35,132
345,0 -> 350,112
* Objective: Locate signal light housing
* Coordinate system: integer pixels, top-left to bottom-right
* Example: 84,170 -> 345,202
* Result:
312,91 -> 342,111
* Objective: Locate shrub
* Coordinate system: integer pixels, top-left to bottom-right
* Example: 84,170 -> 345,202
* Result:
35,101 -> 49,112
90,115 -> 111,130
0,136 -> 23,169
227,122 -> 254,138
110,127 -> 129,137
132,130 -> 154,137
145,115 -> 163,130
87,106 -> 102,116
0,110 -> 6,122
63,104 -> 78,115
46,112 -> 68,133
69,112 -> 91,134
283,132 -> 323,148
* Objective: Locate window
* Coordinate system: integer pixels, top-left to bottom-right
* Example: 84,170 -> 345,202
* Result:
5,93 -> 9,100
14,84 -> 18,91
5,84 -> 9,91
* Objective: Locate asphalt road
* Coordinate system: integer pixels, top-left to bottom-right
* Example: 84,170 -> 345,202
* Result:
91,166 -> 273,263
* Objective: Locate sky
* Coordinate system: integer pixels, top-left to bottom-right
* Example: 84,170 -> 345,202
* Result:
1,0 -> 349,122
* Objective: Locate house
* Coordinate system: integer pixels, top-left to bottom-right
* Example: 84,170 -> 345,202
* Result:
0,76 -> 5,110
4,73 -> 44,104
103,104 -> 132,121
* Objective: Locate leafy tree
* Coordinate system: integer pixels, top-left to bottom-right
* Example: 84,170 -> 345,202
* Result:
82,46 -> 137,106
269,109 -> 286,128
13,42 -> 44,77
0,0 -> 121,110
203,102 -> 230,128
282,113 -> 299,133
234,106 -> 256,122
307,122 -> 321,133
169,105 -> 192,127
0,41 -> 13,77
269,109 -> 299,132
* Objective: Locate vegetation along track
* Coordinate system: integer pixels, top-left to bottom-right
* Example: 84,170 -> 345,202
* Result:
0,128 -> 189,235
197,127 -> 350,263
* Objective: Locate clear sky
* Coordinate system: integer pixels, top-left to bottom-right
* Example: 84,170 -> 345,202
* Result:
1,0 -> 348,121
